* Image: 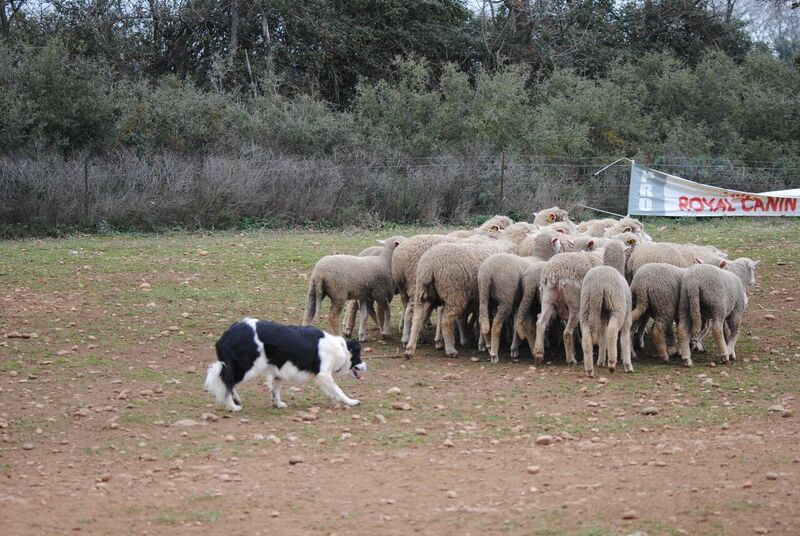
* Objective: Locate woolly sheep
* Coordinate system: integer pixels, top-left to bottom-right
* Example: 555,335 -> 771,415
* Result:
342,245 -> 384,339
514,237 -> 598,349
676,257 -> 758,366
579,265 -> 634,377
626,242 -> 727,281
516,230 -> 564,260
603,217 -> 652,242
532,206 -> 575,230
478,254 -> 542,363
629,263 -> 687,362
539,220 -> 577,235
393,215 -> 514,343
533,241 -> 628,365
304,236 -> 405,341
404,222 -> 534,359
577,218 -> 617,237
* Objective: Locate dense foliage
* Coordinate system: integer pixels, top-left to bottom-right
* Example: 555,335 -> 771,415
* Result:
0,1 -> 798,233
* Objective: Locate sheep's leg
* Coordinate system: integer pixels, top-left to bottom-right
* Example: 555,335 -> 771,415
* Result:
605,315 -> 623,373
404,300 -> 433,359
596,331 -> 607,368
632,312 -> 648,350
711,318 -> 729,364
377,298 -> 391,338
620,314 -> 634,373
357,301 -> 370,342
533,301 -> 557,364
327,300 -> 345,336
367,301 -> 380,329
510,321 -> 520,359
398,294 -> 408,334
677,314 -> 693,367
433,306 -> 444,350
726,312 -> 742,361
456,315 -> 470,347
562,310 -> 580,366
651,318 -> 670,362
401,296 -> 414,344
581,324 -> 595,377
490,303 -> 512,364
441,305 -> 463,358
343,300 -> 358,338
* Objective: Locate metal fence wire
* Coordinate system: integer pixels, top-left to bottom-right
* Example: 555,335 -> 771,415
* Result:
1,152 -> 799,232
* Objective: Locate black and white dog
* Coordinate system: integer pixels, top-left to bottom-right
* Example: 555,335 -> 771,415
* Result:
204,318 -> 366,412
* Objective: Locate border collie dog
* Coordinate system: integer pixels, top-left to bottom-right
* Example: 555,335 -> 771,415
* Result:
205,318 -> 365,412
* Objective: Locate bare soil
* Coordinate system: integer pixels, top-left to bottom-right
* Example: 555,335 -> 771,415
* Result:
1,223 -> 799,535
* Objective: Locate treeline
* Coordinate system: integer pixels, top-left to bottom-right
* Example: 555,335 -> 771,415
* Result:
0,1 -> 799,234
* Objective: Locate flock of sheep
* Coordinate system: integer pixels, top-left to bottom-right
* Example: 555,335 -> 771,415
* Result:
302,208 -> 758,376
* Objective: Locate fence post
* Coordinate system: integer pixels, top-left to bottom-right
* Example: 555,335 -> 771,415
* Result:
499,152 -> 506,212
83,157 -> 90,223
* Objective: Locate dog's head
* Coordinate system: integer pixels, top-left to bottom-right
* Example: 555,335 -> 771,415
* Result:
345,339 -> 366,380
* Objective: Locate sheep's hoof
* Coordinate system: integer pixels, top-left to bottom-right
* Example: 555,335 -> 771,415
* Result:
682,359 -> 693,367
608,366 -> 616,373
446,351 -> 459,359
343,329 -> 353,338
434,341 -> 444,350
490,354 -> 499,364
728,352 -> 736,362
586,369 -> 594,378
403,351 -> 413,360
624,365 -> 634,373
661,355 -> 670,363
566,358 -> 578,366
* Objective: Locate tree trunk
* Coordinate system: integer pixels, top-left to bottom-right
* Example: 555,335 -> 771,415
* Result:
258,0 -> 272,68
1,1 -> 10,42
230,0 -> 239,60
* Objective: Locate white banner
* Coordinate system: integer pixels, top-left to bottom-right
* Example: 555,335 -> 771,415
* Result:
627,162 -> 800,217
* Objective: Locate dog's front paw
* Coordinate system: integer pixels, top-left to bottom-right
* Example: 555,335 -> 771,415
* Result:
345,399 -> 360,407
274,401 -> 288,409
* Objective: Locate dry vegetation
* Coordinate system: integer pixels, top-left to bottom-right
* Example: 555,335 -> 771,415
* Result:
1,219 -> 799,535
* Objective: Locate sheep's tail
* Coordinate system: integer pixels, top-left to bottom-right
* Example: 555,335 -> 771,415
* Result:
679,279 -> 702,337
204,361 -> 229,406
303,276 -> 323,325
414,261 -> 436,305
688,282 -> 702,338
629,284 -> 648,325
581,284 -> 605,339
478,273 -> 492,336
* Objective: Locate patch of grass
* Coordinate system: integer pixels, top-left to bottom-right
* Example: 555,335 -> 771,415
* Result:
187,492 -> 221,503
119,412 -> 150,425
186,509 -> 222,523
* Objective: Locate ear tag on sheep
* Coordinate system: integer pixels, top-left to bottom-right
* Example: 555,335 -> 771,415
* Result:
547,214 -> 555,223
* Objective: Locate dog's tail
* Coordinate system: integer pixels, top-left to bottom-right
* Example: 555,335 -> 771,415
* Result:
204,361 -> 229,405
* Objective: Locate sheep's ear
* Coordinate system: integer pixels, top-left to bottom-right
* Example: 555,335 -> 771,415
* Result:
623,226 -> 632,233
718,259 -> 728,269
552,238 -> 563,253
392,239 -> 401,248
489,224 -> 501,232
377,239 -> 386,245
587,239 -> 595,250
550,236 -> 561,246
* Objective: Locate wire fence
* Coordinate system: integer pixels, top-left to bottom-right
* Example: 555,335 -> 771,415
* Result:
2,150 -> 799,235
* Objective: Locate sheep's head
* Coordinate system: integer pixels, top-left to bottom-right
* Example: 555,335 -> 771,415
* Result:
533,206 -> 572,228
477,215 -> 514,234
377,236 -> 406,251
721,257 -> 759,288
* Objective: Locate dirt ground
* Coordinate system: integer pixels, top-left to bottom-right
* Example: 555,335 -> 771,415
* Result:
1,220 -> 799,535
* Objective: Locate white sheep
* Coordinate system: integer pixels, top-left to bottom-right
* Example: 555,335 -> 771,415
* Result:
533,240 -> 629,365
404,222 -> 534,359
677,257 -> 758,366
579,265 -> 634,377
393,215 -> 513,344
478,254 -> 544,363
626,241 -> 727,281
304,236 -> 405,340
